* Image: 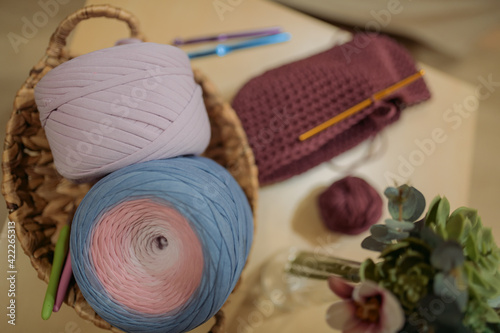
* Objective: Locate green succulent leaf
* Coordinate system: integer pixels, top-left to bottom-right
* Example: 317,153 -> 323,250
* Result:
447,207 -> 476,244
370,224 -> 389,238
470,213 -> 483,235
481,273 -> 500,295
464,262 -> 500,296
481,228 -> 494,255
467,291 -> 500,325
405,237 -> 433,258
483,306 -> 500,324
384,187 -> 399,200
434,221 -> 448,239
380,241 -> 410,259
425,195 -> 442,226
360,258 -> 377,281
446,210 -> 466,241
385,185 -> 426,222
452,207 -> 479,226
403,187 -> 426,222
411,262 -> 435,279
436,196 -> 450,229
478,255 -> 500,275
370,224 -> 409,244
376,260 -> 395,280
461,217 -> 473,244
385,187 -> 404,221
475,228 -> 484,254
396,251 -> 426,272
464,233 -> 479,261
429,223 -> 448,239
464,297 -> 500,332
384,218 -> 415,232
361,236 -> 386,252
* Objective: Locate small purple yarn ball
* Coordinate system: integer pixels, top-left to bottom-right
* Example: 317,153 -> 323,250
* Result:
318,176 -> 382,235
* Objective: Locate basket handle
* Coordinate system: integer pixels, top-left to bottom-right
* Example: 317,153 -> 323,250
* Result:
45,4 -> 145,60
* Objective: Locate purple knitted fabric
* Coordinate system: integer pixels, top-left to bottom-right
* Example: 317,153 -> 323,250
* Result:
318,176 -> 382,235
232,34 -> 431,185
34,42 -> 210,182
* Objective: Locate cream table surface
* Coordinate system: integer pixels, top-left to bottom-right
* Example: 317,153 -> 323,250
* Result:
0,0 -> 485,332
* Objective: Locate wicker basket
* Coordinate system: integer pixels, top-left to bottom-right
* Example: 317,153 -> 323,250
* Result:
1,5 -> 258,333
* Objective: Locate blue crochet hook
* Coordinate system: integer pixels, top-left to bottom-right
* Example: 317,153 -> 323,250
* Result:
187,32 -> 291,59
173,27 -> 283,45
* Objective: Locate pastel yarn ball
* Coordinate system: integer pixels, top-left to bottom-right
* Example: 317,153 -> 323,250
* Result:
70,156 -> 253,333
34,42 -> 210,182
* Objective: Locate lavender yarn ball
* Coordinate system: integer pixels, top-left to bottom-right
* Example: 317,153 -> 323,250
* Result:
318,176 -> 382,235
114,38 -> 143,46
34,42 -> 210,182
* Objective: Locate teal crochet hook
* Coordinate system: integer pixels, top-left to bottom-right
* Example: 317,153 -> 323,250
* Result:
187,32 -> 291,59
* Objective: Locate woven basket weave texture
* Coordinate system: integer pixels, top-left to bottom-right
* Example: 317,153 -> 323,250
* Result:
1,5 -> 258,332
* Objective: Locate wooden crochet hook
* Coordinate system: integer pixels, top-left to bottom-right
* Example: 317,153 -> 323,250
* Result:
299,69 -> 425,141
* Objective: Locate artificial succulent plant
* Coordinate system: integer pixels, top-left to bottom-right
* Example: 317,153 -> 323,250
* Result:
360,185 -> 500,333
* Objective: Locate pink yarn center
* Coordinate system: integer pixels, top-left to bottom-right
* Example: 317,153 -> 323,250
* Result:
90,198 -> 204,314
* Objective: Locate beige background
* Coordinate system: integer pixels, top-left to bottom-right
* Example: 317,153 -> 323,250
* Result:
1,0 -> 499,332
